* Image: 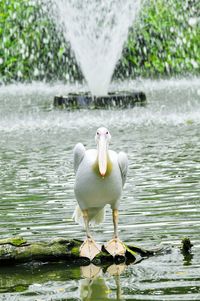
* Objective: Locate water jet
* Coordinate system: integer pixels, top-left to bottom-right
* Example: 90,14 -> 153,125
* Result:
49,0 -> 146,108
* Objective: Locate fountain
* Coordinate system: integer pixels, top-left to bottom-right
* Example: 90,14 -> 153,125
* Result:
49,0 -> 146,108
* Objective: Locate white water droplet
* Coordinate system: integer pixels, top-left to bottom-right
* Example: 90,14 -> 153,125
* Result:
48,0 -> 142,96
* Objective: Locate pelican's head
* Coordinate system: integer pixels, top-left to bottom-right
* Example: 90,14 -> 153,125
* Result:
95,127 -> 111,177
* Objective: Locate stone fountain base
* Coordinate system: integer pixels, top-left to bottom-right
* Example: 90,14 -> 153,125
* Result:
54,91 -> 147,109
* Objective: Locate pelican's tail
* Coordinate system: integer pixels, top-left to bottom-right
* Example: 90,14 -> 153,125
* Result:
73,205 -> 84,226
73,206 -> 105,227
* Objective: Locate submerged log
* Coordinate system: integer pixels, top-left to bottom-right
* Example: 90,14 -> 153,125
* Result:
54,91 -> 147,109
0,236 -> 164,266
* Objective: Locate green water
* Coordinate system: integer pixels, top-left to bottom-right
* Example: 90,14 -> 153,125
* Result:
0,79 -> 200,300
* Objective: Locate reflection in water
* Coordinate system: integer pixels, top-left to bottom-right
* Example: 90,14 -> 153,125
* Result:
80,264 -> 126,301
182,252 -> 193,267
181,248 -> 194,267
0,262 -> 127,300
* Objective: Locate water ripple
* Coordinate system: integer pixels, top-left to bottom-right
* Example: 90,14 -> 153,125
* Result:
0,79 -> 200,300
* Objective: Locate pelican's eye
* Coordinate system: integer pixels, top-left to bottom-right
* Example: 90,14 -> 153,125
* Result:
97,131 -> 100,135
106,131 -> 109,135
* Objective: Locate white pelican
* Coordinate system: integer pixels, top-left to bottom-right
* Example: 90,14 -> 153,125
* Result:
73,127 -> 128,260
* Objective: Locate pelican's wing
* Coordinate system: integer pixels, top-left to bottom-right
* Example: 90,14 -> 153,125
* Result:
118,151 -> 128,186
73,143 -> 85,174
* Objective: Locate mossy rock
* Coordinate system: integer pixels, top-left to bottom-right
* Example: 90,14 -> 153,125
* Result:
0,236 -> 166,267
0,236 -> 27,247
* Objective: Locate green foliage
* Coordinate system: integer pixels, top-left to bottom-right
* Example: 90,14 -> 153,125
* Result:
0,0 -> 81,83
0,0 -> 199,83
117,0 -> 200,78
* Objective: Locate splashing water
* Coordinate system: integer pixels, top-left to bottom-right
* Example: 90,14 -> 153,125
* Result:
50,0 -> 141,96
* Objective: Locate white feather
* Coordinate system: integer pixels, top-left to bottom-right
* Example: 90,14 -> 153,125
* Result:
118,151 -> 128,187
73,205 -> 105,226
73,143 -> 85,174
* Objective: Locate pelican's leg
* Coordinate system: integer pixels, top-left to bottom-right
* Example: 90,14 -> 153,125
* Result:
80,209 -> 101,260
113,208 -> 119,239
104,209 -> 126,257
82,209 -> 91,239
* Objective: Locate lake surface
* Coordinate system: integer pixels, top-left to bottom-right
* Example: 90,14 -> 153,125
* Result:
0,78 -> 200,300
